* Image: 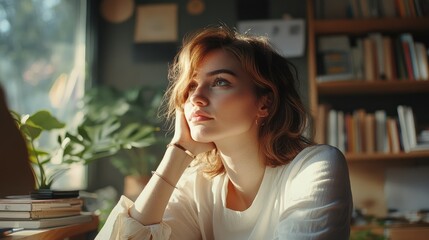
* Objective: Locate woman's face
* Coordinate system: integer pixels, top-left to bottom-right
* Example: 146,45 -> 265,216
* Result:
183,49 -> 266,143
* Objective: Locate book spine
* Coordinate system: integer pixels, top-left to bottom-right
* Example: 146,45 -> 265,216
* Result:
397,105 -> 411,152
401,33 -> 421,80
382,36 -> 397,81
363,37 -> 377,81
364,113 -> 376,153
415,42 -> 429,80
401,39 -> 415,80
394,36 -> 407,80
0,204 -> 31,211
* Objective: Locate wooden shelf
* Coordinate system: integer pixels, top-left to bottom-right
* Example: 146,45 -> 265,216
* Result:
314,18 -> 429,34
318,80 -> 429,95
307,0 -> 429,218
346,150 -> 429,162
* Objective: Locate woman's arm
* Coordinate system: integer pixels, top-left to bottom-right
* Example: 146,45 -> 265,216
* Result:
96,110 -> 214,240
129,143 -> 195,225
130,109 -> 214,225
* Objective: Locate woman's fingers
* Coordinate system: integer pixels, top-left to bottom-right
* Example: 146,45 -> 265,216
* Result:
172,109 -> 191,141
172,109 -> 215,155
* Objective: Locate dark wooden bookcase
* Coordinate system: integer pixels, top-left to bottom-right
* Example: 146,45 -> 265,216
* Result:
307,0 -> 429,217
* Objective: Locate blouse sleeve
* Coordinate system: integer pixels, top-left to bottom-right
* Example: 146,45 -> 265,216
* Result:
95,195 -> 172,240
95,168 -> 201,240
276,145 -> 353,240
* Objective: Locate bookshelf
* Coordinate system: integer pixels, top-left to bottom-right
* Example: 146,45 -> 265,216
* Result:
307,0 -> 429,217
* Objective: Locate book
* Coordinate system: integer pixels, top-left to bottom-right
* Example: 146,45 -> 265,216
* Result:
363,37 -> 377,81
394,36 -> 408,80
401,38 -> 415,80
387,117 -> 401,153
369,33 -> 385,79
315,104 -> 329,144
0,197 -> 83,212
320,0 -> 349,19
380,0 -> 397,17
382,36 -> 397,81
397,105 -> 411,152
0,214 -> 92,229
364,113 -> 376,153
0,209 -> 80,219
354,109 -> 366,153
397,105 -> 429,152
349,0 -> 362,18
415,42 -> 429,80
351,38 -> 364,80
337,111 -> 346,153
345,113 -> 355,153
396,0 -> 407,17
400,33 -> 420,80
317,35 -> 354,82
375,110 -> 389,153
360,0 -> 371,18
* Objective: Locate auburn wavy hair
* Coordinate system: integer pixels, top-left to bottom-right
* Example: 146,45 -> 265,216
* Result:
164,25 -> 313,178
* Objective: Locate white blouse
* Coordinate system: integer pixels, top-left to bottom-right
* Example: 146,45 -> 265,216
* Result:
96,144 -> 353,240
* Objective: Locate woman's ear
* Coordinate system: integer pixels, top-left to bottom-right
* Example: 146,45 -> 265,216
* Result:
257,93 -> 273,117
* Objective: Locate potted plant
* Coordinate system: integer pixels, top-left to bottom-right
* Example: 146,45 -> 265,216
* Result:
11,85 -> 165,200
65,85 -> 167,200
10,110 -> 68,191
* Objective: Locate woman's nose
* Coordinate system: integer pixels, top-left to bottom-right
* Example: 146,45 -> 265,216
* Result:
189,86 -> 209,106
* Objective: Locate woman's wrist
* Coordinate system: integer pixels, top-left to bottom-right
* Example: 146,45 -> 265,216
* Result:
167,142 -> 197,159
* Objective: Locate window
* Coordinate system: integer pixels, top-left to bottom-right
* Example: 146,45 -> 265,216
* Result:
0,0 -> 90,190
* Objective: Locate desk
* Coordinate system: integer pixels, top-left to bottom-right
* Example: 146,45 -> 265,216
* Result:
4,215 -> 99,240
352,223 -> 429,240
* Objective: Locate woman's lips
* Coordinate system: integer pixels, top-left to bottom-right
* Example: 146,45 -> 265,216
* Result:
190,110 -> 213,122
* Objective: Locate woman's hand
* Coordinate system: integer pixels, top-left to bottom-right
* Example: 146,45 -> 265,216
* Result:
170,109 -> 215,156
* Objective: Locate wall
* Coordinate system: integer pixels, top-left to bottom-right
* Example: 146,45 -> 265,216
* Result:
88,0 -> 309,196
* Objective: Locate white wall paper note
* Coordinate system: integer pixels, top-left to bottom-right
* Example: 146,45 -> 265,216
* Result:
237,19 -> 305,58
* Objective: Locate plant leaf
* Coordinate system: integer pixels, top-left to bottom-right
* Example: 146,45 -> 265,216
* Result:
28,110 -> 65,130
20,124 -> 42,140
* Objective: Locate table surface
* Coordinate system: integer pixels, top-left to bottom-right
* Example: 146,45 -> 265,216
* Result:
3,215 -> 99,240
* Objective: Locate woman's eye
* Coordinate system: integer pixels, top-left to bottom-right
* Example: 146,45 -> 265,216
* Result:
187,82 -> 197,91
213,78 -> 230,87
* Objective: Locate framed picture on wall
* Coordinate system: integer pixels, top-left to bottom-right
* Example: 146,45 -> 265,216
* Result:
134,3 -> 178,43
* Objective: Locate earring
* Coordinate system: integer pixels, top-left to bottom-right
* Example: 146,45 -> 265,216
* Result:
256,118 -> 265,126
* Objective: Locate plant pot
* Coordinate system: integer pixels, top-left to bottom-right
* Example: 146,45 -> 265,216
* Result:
123,175 -> 150,201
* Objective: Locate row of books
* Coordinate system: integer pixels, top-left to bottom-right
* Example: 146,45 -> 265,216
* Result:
314,104 -> 429,154
0,196 -> 91,229
316,33 -> 429,82
314,0 -> 429,19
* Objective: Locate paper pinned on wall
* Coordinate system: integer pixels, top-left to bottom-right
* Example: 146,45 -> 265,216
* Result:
237,19 -> 306,58
134,3 -> 178,43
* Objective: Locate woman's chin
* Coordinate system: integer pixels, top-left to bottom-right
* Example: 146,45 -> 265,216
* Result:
191,133 -> 212,143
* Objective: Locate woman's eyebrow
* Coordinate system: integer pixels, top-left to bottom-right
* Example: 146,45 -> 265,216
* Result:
206,69 -> 237,77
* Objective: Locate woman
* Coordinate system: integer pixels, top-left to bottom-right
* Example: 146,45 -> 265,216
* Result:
97,25 -> 352,240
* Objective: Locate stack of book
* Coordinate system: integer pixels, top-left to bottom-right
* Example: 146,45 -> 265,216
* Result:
316,33 -> 429,83
0,196 -> 92,229
315,104 -> 429,154
397,105 -> 429,152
